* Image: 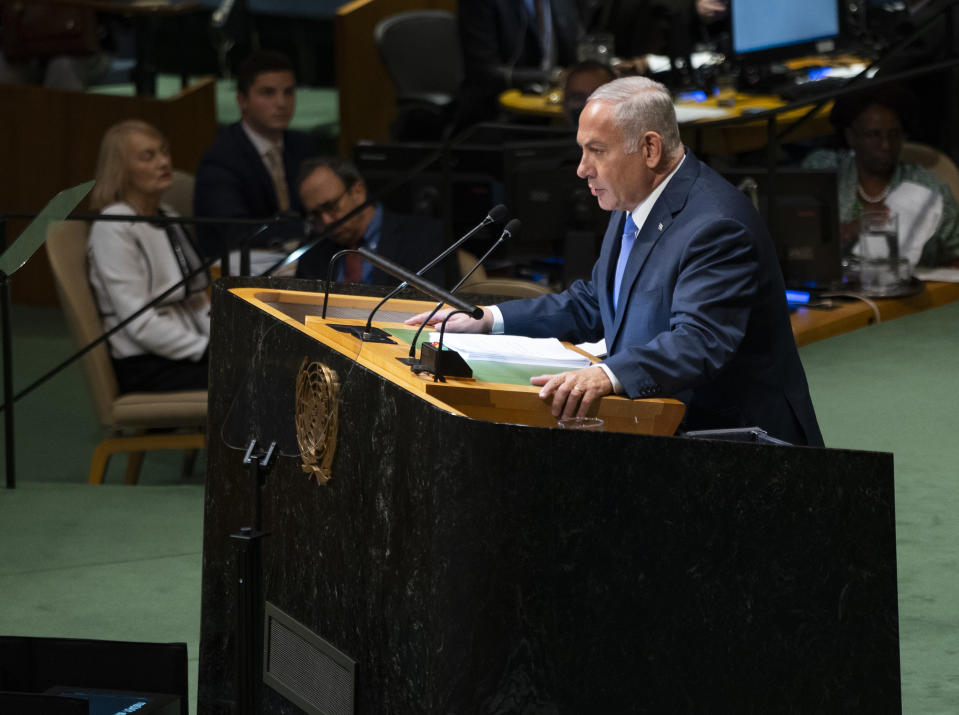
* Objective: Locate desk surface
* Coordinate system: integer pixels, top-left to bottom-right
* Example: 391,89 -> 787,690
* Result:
499,89 -> 832,154
791,281 -> 959,347
232,287 -> 686,436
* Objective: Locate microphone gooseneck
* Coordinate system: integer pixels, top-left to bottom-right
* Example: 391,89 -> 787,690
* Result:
358,204 -> 510,331
319,204 -> 508,320
407,218 -> 521,360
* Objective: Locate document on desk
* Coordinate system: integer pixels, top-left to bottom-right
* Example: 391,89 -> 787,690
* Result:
913,267 -> 959,283
673,104 -> 732,123
428,333 -> 592,369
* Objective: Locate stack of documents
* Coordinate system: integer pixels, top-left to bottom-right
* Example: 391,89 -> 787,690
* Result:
428,333 -> 592,369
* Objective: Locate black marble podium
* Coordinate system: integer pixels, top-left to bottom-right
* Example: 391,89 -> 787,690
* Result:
198,277 -> 900,714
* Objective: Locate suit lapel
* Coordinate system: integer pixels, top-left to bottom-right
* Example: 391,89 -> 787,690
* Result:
607,151 -> 700,350
608,209 -> 669,344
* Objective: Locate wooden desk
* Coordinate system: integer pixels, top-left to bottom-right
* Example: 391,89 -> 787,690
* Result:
677,93 -> 833,155
233,286 -> 685,436
791,281 -> 959,347
498,88 -> 833,154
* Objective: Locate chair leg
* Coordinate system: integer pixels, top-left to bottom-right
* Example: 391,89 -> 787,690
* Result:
89,443 -> 113,484
181,449 -> 199,478
89,432 -> 206,485
125,451 -> 146,485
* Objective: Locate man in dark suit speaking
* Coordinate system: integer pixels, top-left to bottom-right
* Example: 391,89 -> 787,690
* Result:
294,157 -> 445,286
408,76 -> 823,446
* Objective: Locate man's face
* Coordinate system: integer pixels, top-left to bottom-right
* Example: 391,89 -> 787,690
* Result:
300,166 -> 368,247
576,101 -> 652,212
237,70 -> 296,137
845,104 -> 903,176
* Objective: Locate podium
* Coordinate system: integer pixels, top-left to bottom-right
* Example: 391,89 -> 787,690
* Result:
199,277 -> 900,714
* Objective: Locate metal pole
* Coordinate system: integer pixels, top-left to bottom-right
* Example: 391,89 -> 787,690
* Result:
1,270 -> 14,489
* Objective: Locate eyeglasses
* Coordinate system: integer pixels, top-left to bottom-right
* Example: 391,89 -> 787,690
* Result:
309,187 -> 350,219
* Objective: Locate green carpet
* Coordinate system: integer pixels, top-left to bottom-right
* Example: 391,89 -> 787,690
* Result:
0,482 -> 204,710
1,299 -> 958,712
799,300 -> 959,715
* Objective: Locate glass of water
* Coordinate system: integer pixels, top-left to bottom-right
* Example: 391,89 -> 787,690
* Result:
858,212 -> 909,294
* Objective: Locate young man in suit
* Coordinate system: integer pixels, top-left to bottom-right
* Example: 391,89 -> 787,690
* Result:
294,157 -> 446,287
193,50 -> 315,259
408,76 -> 823,446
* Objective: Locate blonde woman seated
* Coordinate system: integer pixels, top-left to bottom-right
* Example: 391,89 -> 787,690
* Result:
88,119 -> 210,393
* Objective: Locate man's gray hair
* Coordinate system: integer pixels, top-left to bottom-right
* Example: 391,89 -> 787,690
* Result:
587,76 -> 682,156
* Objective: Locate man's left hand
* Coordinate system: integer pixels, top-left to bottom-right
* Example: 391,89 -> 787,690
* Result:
531,366 -> 613,419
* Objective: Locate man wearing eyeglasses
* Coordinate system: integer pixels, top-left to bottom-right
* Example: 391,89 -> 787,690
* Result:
294,157 -> 446,286
193,50 -> 315,260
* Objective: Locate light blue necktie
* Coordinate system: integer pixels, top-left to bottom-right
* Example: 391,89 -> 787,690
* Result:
612,212 -> 637,311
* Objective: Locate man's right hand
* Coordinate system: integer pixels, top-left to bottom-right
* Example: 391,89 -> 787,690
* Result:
404,307 -> 494,333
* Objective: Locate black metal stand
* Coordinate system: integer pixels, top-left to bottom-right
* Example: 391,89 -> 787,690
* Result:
231,439 -> 276,715
1,268 -> 13,489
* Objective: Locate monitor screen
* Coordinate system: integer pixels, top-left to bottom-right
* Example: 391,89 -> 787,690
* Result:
503,138 -> 607,272
731,0 -> 840,57
721,167 -> 841,289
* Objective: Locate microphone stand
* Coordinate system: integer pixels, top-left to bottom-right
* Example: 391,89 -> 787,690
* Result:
358,205 -> 509,338
415,310 -> 475,383
320,246 -> 483,343
402,221 -> 517,376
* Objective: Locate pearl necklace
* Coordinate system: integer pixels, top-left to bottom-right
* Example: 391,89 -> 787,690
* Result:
857,182 -> 891,204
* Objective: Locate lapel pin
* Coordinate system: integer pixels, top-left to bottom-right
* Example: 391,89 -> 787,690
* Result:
658,222 -> 663,231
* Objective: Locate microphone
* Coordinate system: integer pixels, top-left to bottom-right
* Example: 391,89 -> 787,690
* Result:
321,246 -> 485,343
357,204 -> 510,329
408,219 -> 521,377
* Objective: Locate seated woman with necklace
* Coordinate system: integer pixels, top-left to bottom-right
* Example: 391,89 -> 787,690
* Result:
802,85 -> 959,268
88,119 -> 210,393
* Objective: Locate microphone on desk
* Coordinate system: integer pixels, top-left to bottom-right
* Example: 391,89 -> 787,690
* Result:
410,219 -> 521,380
355,204 -> 510,327
321,246 -> 485,343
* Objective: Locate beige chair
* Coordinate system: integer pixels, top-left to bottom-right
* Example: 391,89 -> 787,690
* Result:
460,277 -> 554,298
45,220 -> 207,485
900,141 -> 959,204
457,250 -> 554,298
162,169 -> 196,217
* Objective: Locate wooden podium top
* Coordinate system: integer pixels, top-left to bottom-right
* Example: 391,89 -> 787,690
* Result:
230,287 -> 686,437
790,280 -> 959,347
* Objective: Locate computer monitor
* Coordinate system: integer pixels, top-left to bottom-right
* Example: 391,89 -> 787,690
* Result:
502,138 -> 608,280
731,0 -> 840,61
722,167 -> 842,289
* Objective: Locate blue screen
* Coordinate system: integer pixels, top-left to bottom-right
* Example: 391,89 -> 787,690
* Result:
732,0 -> 840,55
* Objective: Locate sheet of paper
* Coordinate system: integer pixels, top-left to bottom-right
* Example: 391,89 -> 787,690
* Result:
575,339 -> 607,358
913,267 -> 959,283
673,104 -> 732,123
428,333 -> 592,368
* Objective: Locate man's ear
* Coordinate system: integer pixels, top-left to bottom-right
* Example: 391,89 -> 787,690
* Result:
642,132 -> 664,168
352,180 -> 368,203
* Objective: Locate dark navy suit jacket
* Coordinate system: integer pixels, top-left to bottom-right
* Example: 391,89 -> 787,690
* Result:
295,207 -> 447,287
193,122 -> 315,257
500,151 -> 824,446
457,0 -> 581,124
